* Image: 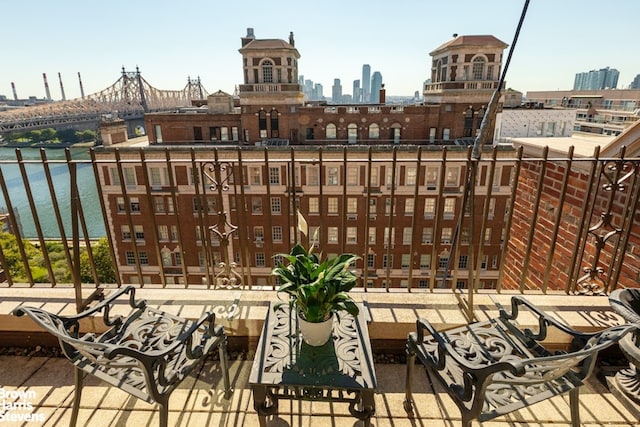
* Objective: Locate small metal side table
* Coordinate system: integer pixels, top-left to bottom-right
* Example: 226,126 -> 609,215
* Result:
250,302 -> 377,426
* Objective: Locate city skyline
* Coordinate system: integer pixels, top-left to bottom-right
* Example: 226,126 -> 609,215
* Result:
2,0 -> 640,100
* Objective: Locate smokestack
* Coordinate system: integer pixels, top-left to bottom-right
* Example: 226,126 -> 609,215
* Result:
78,72 -> 85,98
379,84 -> 386,105
43,73 -> 51,101
11,82 -> 18,100
58,72 -> 66,101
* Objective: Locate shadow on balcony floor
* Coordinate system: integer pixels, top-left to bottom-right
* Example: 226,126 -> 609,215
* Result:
0,354 -> 637,427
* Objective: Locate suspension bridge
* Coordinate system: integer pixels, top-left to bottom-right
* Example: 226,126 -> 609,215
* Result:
0,67 -> 209,135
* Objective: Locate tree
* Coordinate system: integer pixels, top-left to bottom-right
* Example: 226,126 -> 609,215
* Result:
79,237 -> 116,284
56,129 -> 79,144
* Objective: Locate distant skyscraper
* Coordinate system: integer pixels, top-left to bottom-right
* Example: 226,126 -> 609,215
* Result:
630,74 -> 640,89
314,83 -> 324,100
353,80 -> 361,104
332,78 -> 342,103
573,67 -> 619,90
362,64 -> 371,103
370,71 -> 383,103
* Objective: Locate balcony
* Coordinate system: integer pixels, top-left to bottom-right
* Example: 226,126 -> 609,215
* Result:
0,143 -> 638,425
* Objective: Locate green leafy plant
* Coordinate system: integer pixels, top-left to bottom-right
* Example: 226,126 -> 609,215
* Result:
273,243 -> 359,323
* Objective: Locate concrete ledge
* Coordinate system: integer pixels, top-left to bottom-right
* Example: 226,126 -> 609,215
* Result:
0,285 -> 626,351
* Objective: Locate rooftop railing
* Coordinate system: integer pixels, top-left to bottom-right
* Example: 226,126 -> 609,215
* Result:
0,144 -> 637,313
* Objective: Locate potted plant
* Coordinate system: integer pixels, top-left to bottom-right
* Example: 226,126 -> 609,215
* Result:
273,243 -> 360,346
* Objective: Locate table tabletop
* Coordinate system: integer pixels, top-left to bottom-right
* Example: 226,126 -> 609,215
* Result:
249,302 -> 377,392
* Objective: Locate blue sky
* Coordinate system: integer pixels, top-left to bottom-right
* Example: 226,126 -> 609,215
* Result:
2,0 -> 639,100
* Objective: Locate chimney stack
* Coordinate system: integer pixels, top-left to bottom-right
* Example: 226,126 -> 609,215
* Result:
11,82 -> 18,100
43,73 -> 51,100
379,84 -> 386,105
58,72 -> 66,101
78,72 -> 85,98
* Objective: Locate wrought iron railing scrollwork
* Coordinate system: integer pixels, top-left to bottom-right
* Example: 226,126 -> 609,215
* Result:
575,156 -> 640,295
201,160 -> 242,289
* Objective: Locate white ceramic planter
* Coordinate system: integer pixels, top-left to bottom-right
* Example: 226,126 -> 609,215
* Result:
298,312 -> 333,346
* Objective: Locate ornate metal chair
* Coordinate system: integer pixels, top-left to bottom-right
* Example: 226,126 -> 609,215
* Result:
608,288 -> 640,415
404,295 -> 637,427
13,286 -> 232,427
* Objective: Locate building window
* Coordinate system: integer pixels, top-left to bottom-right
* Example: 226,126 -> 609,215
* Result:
326,123 -> 337,139
309,197 -> 319,214
271,197 -> 281,214
153,197 -> 164,213
348,123 -> 358,143
121,225 -> 131,240
406,167 -> 417,185
484,228 -> 492,244
328,227 -> 339,243
405,198 -> 414,215
422,227 -> 433,244
438,254 -> 449,269
139,252 -> 149,265
444,198 -> 455,218
382,255 -> 393,269
401,254 -> 411,269
117,197 -> 126,213
134,225 -> 144,240
383,227 -> 395,246
269,167 -> 280,185
367,227 -> 376,244
368,123 -> 380,139
443,128 -> 451,141
367,254 -> 375,269
420,254 -> 431,269
130,197 -> 140,212
424,198 -> 435,217
252,198 -> 263,214
310,226 -> 320,244
254,226 -> 264,241
270,109 -> 279,138
472,56 -> 486,80
250,167 -> 262,185
385,198 -> 395,215
158,225 -> 169,241
446,167 -> 459,186
369,167 -> 379,186
458,255 -> 468,269
125,251 -> 135,265
402,227 -> 412,245
307,166 -> 319,186
429,127 -> 436,143
124,168 -> 136,186
347,198 -> 358,214
347,167 -> 358,186
346,227 -> 357,244
441,227 -> 453,244
262,60 -> 273,83
258,110 -> 267,139
328,197 -> 338,214
327,167 -> 339,185
425,167 -> 438,188
273,226 -> 283,242
256,253 -> 266,267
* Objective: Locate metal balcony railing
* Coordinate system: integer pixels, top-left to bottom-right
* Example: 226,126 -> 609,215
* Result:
0,145 -> 638,313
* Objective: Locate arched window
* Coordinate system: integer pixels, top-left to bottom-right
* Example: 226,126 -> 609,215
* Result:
262,60 -> 273,83
258,110 -> 268,139
368,123 -> 379,139
390,123 -> 402,144
326,123 -> 337,139
270,109 -> 279,138
472,57 -> 485,80
348,123 -> 358,144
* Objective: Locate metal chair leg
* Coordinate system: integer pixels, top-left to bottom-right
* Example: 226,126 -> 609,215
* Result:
70,367 -> 83,427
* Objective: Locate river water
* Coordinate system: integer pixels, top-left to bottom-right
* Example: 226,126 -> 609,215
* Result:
0,147 -> 106,239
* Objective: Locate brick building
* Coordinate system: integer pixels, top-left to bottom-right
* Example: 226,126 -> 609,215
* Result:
144,31 -> 507,146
